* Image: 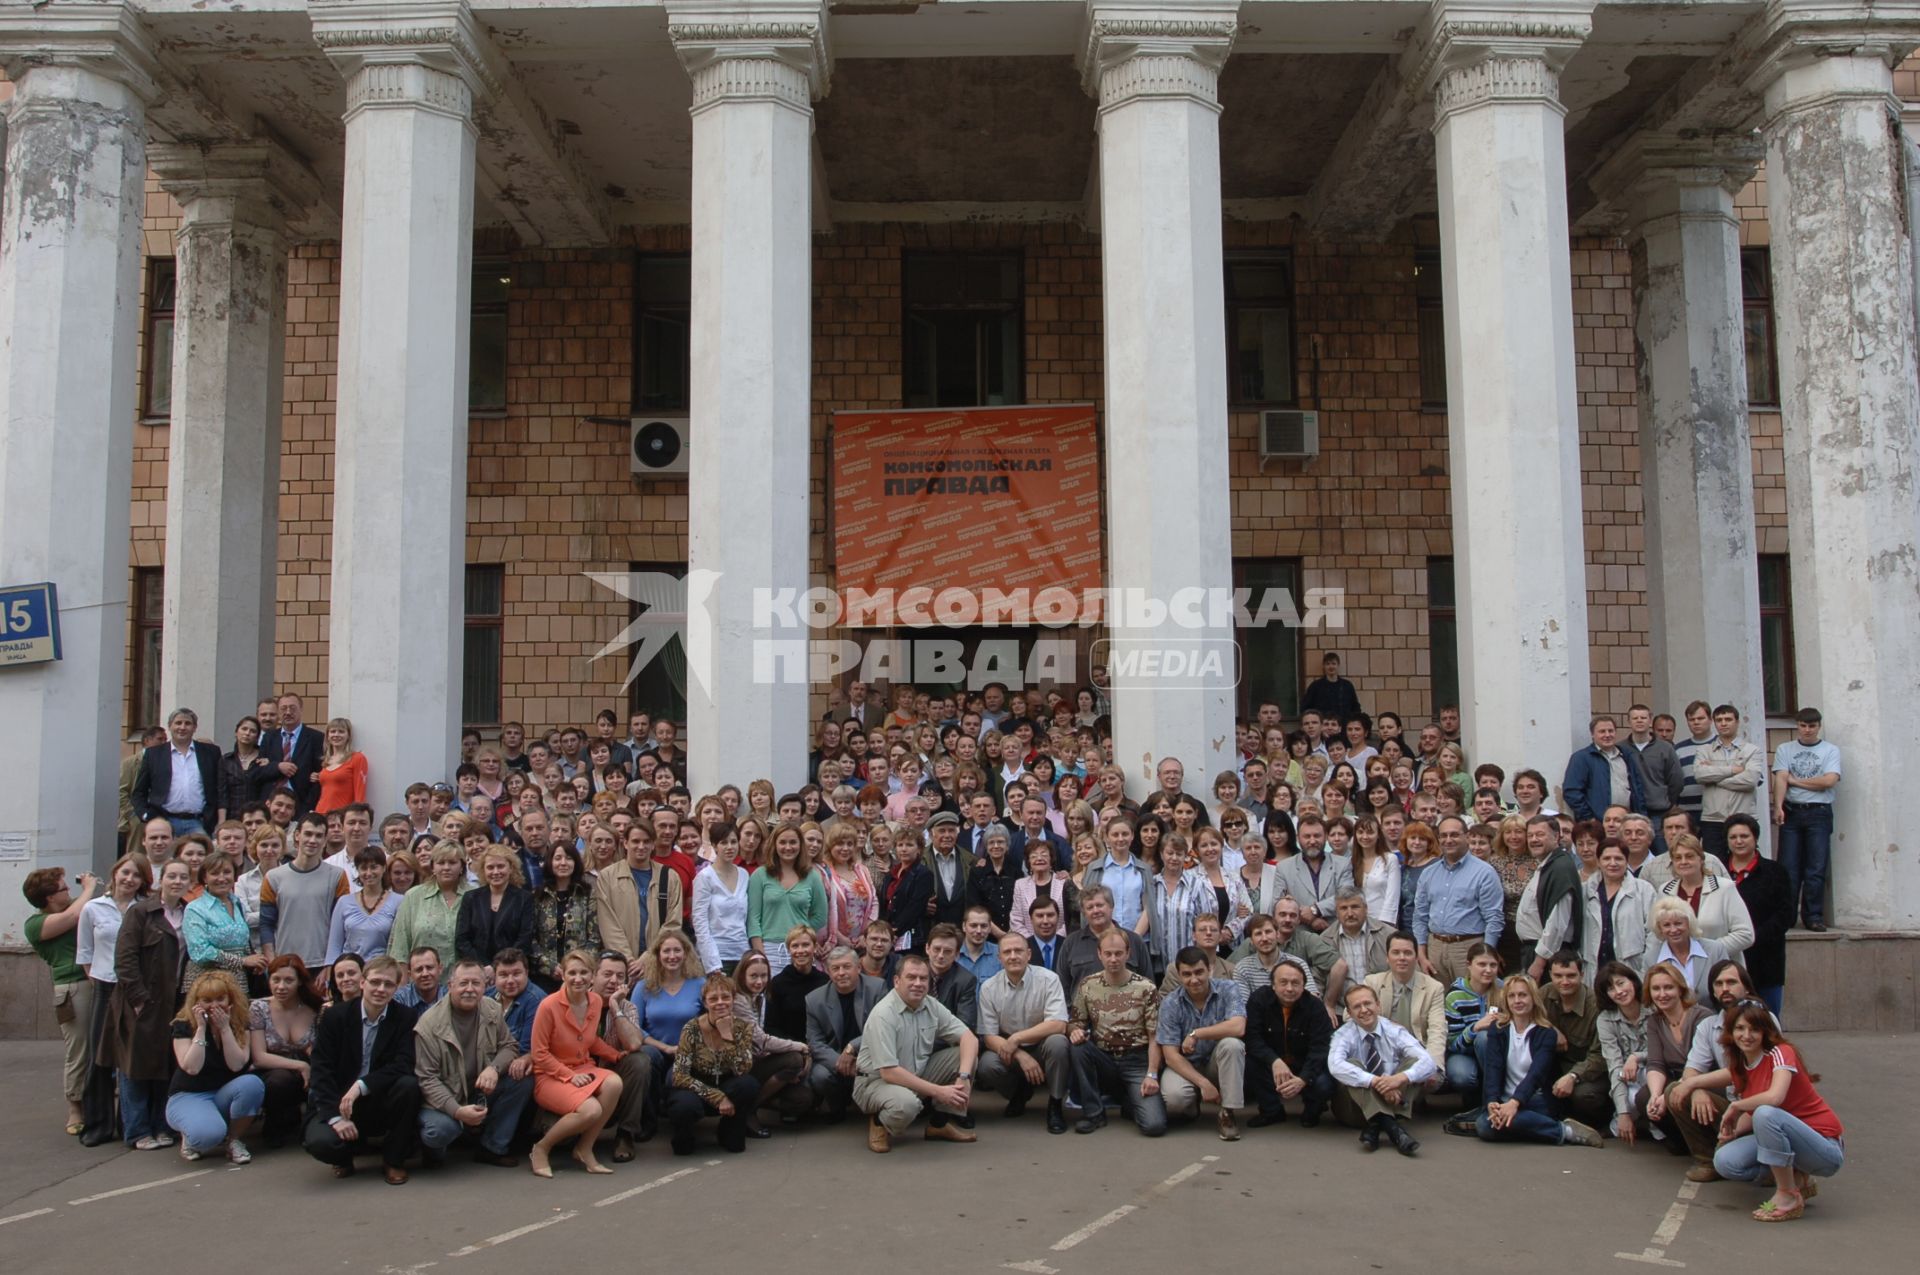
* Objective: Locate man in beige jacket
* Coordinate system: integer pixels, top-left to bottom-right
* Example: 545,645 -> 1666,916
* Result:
414,958 -> 530,1166
591,823 -> 685,960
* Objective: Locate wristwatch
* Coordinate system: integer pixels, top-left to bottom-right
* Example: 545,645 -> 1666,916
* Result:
956,1071 -> 973,1082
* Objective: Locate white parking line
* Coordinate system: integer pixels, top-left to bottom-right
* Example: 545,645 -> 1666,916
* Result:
1004,1153 -> 1223,1269
0,1207 -> 54,1227
69,1169 -> 213,1205
447,1210 -> 578,1258
1615,1178 -> 1701,1267
590,1163 -> 709,1207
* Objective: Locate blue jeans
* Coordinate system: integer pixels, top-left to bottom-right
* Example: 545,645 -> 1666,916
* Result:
1777,804 -> 1833,926
166,816 -> 206,837
1446,1048 -> 1483,1105
1714,1105 -> 1845,1180
1070,1043 -> 1168,1136
1476,1095 -> 1567,1144
119,1073 -> 168,1143
418,1074 -> 533,1156
166,1075 -> 265,1152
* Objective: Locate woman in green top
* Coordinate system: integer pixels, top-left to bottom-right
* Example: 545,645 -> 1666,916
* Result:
24,865 -> 102,1134
387,842 -> 473,973
746,825 -> 827,975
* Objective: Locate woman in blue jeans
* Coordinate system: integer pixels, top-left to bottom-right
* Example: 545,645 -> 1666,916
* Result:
1707,1003 -> 1844,1222
1442,944 -> 1503,1106
166,971 -> 265,1165
1473,974 -> 1604,1148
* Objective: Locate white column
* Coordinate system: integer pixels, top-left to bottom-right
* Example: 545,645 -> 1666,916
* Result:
0,8 -> 154,926
1753,17 -> 1920,929
150,142 -> 306,742
1423,6 -> 1593,773
1595,137 -> 1767,724
1084,1 -> 1239,797
669,3 -> 827,794
313,4 -> 482,812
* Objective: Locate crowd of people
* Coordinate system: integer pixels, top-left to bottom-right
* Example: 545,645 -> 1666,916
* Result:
22,658 -> 1845,1223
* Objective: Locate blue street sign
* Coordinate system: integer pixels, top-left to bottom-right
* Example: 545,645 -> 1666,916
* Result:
0,582 -> 62,668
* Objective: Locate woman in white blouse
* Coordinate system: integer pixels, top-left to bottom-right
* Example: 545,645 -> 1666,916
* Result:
1348,815 -> 1400,928
694,820 -> 752,972
74,853 -> 150,1144
1655,836 -> 1753,956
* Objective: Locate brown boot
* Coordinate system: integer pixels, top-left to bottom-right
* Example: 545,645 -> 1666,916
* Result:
1685,1161 -> 1721,1183
867,1117 -> 892,1154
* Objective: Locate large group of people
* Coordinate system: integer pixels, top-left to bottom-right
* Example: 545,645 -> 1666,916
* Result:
22,662 -> 1844,1223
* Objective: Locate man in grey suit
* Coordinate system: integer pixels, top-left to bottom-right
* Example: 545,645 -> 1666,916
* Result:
805,946 -> 889,1120
1265,815 -> 1351,931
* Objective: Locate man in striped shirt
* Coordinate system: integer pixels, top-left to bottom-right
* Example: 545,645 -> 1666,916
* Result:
1672,700 -> 1717,829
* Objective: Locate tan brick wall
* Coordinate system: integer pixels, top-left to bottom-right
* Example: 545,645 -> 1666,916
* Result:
119,216 -> 1793,739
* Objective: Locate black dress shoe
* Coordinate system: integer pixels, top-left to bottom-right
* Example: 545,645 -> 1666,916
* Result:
612,1133 -> 636,1162
473,1150 -> 520,1168
957,1112 -> 976,1130
1359,1125 -> 1381,1152
1298,1108 -> 1324,1128
1246,1110 -> 1287,1128
1046,1101 -> 1067,1135
1074,1113 -> 1108,1135
745,1124 -> 773,1140
1807,922 -> 1828,933
1384,1119 -> 1420,1157
1004,1097 -> 1028,1119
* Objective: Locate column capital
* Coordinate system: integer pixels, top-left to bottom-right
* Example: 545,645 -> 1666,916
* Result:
148,138 -> 323,237
1588,132 -> 1765,232
309,0 -> 494,116
1080,1 -> 1240,109
1744,1 -> 1920,117
0,0 -> 161,103
1413,1 -> 1592,126
667,0 -> 832,110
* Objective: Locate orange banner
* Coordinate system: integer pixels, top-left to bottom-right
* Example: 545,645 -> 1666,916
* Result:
832,406 -> 1104,625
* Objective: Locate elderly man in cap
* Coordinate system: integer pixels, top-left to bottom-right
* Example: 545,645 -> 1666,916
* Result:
923,810 -> 976,929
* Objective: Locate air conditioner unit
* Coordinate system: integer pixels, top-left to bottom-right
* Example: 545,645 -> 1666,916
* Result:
631,414 -> 690,476
1259,409 -> 1319,461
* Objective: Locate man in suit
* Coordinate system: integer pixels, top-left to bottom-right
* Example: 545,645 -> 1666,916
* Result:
119,725 -> 166,849
304,955 -> 423,1183
1361,932 -> 1447,1088
838,679 -> 873,729
804,946 -> 889,1120
923,812 -> 975,929
1025,896 -> 1067,977
263,692 -> 325,816
960,794 -> 999,857
129,708 -> 222,834
1008,797 -> 1069,872
1265,815 -> 1350,932
926,924 -> 978,1032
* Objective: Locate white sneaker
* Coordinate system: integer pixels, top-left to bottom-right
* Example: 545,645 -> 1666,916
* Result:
226,1139 -> 252,1165
179,1143 -> 203,1162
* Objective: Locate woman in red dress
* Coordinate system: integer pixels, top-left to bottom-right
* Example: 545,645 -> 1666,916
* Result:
528,947 -> 627,1178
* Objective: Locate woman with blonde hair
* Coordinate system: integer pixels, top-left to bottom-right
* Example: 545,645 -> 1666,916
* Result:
166,971 -> 264,1163
745,779 -> 777,822
1471,973 -> 1603,1147
1640,896 -> 1734,1003
387,841 -> 473,974
1637,960 -> 1715,1171
820,824 -> 877,950
528,949 -> 627,1177
456,843 -> 535,970
312,717 -> 368,815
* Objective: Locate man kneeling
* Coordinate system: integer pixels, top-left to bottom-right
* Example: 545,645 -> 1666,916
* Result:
415,958 -> 534,1167
1156,946 -> 1248,1141
1328,982 -> 1435,1156
304,955 -> 421,1184
854,952 -> 981,1153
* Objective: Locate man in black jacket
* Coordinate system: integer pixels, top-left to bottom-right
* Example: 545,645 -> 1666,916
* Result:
1299,652 -> 1362,726
129,708 -> 222,833
1244,959 -> 1336,1128
304,955 -> 422,1183
263,692 -> 325,816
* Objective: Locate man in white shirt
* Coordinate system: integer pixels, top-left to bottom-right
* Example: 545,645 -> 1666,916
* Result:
974,934 -> 1070,1133
1328,982 -> 1435,1154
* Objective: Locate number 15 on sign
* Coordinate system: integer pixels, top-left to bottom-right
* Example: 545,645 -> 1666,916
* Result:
0,583 -> 62,668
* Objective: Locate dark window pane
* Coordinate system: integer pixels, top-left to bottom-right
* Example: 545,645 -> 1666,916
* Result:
1235,559 -> 1301,719
465,565 -> 503,617
1226,255 -> 1295,406
1760,617 -> 1790,717
472,264 -> 511,309
462,626 -> 501,725
635,256 -> 692,411
903,254 -> 1023,409
628,562 -> 688,726
469,311 -> 508,412
131,567 -> 164,733
1418,306 -> 1448,410
1227,260 -> 1294,302
1740,249 -> 1779,407
137,627 -> 163,732
138,569 -> 166,622
1427,558 -> 1455,606
1739,250 -> 1770,298
1427,557 -> 1458,718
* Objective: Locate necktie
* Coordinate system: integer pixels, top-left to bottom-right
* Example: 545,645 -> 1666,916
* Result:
1394,983 -> 1409,1021
839,992 -> 857,1045
1040,940 -> 1054,969
1362,1032 -> 1383,1076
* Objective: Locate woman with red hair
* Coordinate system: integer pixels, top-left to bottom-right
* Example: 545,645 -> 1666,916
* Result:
1701,1002 -> 1845,1222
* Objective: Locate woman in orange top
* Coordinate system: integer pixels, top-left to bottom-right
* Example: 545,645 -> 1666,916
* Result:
312,718 -> 369,815
528,947 -> 627,1178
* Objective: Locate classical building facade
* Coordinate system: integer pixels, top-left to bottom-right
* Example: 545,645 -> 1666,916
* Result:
2,0 -> 1918,952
